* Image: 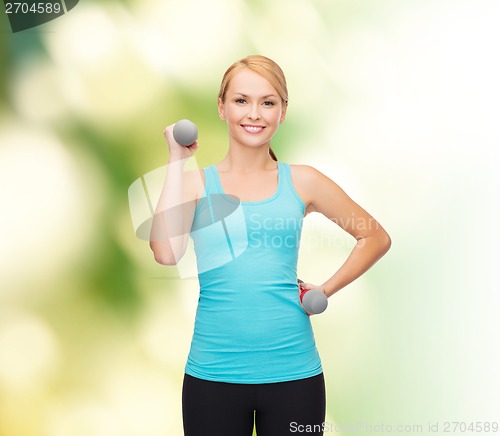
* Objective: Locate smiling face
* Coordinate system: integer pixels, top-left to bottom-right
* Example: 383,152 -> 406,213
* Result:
218,68 -> 287,151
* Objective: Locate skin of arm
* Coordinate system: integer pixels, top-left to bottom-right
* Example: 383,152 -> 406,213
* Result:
149,125 -> 202,265
292,165 -> 392,299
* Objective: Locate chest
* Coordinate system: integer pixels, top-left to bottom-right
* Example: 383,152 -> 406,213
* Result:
218,170 -> 279,202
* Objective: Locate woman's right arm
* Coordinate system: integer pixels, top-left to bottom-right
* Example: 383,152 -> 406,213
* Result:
149,124 -> 202,265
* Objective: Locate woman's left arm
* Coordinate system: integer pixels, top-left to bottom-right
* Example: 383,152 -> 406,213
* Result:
295,165 -> 392,298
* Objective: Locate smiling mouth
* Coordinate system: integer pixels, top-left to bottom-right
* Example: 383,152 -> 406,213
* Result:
241,124 -> 265,134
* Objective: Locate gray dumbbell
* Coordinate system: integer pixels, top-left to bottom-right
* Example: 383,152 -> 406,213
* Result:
173,119 -> 198,146
298,279 -> 328,314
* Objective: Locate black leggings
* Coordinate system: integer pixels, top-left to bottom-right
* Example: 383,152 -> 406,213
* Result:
182,373 -> 326,436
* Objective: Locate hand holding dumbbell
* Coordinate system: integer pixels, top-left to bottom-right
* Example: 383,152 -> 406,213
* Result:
163,119 -> 199,161
298,279 -> 328,315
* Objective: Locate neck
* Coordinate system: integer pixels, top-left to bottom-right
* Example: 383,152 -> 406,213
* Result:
218,143 -> 276,173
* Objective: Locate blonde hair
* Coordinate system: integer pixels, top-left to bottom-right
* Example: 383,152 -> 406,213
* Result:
218,55 -> 289,161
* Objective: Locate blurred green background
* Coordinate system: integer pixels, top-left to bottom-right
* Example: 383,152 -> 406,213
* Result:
1,0 -> 499,435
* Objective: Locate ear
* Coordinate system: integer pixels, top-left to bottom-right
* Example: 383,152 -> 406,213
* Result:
279,103 -> 288,124
218,98 -> 226,120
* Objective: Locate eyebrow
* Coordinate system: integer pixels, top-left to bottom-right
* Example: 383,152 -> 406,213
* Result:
234,93 -> 278,99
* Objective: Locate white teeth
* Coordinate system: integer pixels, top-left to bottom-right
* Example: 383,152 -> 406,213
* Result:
242,125 -> 264,133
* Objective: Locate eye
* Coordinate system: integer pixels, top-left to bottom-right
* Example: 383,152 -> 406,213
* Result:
263,101 -> 275,106
235,98 -> 246,104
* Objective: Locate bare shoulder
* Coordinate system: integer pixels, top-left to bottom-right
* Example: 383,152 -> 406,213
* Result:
289,164 -> 322,182
289,164 -> 332,210
289,163 -> 352,216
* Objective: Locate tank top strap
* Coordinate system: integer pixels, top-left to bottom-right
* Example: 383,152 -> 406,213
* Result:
192,165 -> 220,230
201,164 -> 220,196
279,162 -> 306,212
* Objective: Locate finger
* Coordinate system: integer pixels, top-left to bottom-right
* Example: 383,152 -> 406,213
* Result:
163,124 -> 175,139
187,140 -> 198,151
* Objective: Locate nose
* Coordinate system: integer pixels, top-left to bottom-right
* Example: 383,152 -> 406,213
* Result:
247,103 -> 261,120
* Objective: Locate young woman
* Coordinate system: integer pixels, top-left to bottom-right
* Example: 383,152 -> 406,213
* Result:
150,55 -> 391,436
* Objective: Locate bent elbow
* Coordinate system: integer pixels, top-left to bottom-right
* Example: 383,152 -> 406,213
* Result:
150,243 -> 178,266
153,251 -> 178,266
380,231 -> 392,254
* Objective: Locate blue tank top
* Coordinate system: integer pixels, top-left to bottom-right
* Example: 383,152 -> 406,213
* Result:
185,162 -> 323,384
